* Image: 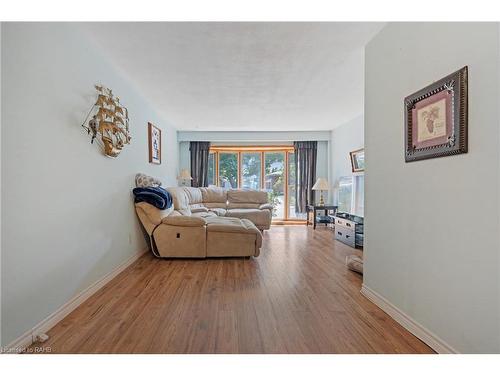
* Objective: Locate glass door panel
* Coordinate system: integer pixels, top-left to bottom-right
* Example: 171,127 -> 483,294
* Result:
264,152 -> 285,219
287,151 -> 303,219
207,152 -> 216,186
241,153 -> 262,190
218,152 -> 238,189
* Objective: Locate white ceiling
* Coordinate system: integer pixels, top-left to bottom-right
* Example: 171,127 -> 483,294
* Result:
79,22 -> 384,131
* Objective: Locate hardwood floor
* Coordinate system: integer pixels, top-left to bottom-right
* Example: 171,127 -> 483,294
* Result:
29,226 -> 434,354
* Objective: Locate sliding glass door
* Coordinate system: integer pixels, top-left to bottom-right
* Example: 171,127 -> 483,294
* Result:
264,152 -> 285,219
209,146 -> 303,221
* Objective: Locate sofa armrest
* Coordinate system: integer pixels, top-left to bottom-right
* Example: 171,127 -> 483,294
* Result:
162,216 -> 206,227
135,202 -> 173,226
259,203 -> 274,211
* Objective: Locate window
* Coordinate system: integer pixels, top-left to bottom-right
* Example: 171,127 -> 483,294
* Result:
208,146 -> 301,221
337,176 -> 353,214
353,175 -> 364,216
336,175 -> 364,216
241,153 -> 261,190
218,152 -> 238,189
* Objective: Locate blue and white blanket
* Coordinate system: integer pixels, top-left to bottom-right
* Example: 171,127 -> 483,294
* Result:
133,187 -> 173,210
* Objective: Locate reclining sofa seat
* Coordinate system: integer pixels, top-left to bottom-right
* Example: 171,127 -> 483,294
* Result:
135,201 -> 262,258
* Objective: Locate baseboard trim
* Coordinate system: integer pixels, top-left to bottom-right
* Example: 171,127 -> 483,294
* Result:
360,284 -> 458,354
4,248 -> 148,353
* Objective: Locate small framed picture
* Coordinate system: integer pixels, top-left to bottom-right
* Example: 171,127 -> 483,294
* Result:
404,66 -> 468,162
148,122 -> 161,164
350,148 -> 365,173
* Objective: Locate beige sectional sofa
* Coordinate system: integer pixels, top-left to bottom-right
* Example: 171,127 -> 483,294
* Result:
165,186 -> 273,230
134,187 -> 271,258
135,202 -> 262,258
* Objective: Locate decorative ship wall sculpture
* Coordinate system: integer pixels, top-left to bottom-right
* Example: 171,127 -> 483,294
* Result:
82,85 -> 131,158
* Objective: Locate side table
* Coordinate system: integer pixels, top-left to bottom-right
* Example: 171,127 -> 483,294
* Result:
306,204 -> 338,229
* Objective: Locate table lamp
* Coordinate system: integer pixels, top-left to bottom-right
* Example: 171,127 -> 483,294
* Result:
312,177 -> 329,206
177,169 -> 192,186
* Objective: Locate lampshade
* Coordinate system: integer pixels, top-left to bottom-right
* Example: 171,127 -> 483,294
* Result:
178,169 -> 192,179
312,177 -> 329,191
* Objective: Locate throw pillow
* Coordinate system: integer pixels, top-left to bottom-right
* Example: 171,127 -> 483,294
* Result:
135,173 -> 162,188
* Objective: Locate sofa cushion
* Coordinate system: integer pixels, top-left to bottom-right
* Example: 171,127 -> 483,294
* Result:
190,205 -> 209,213
182,186 -> 203,204
259,203 -> 274,211
192,211 -> 217,219
135,202 -> 173,226
204,202 -> 228,209
162,215 -> 206,227
227,202 -> 260,209
205,216 -> 238,223
205,217 -> 262,249
227,189 -> 268,204
165,187 -> 190,212
225,208 -> 271,228
209,207 -> 227,216
200,187 -> 227,203
205,217 -> 257,232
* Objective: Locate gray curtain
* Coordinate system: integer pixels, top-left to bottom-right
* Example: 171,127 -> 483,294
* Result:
294,141 -> 317,213
189,141 -> 211,187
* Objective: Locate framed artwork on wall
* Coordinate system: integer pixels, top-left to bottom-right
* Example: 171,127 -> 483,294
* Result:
148,122 -> 161,164
404,66 -> 468,162
350,148 -> 365,173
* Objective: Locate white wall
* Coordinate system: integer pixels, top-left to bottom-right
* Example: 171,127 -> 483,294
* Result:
1,23 -> 178,346
330,115 -> 364,201
364,23 -> 500,353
